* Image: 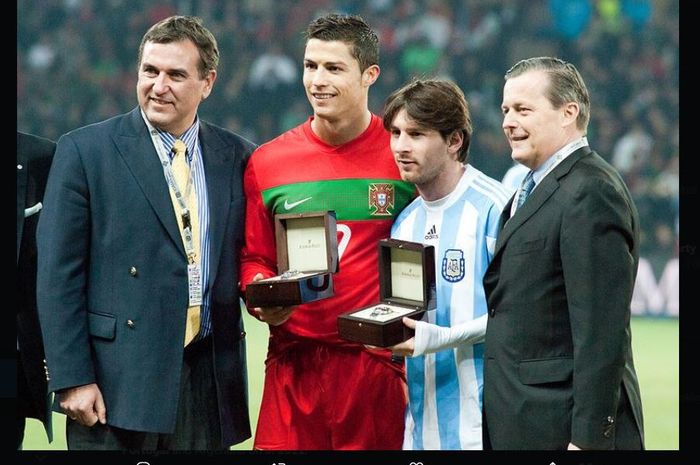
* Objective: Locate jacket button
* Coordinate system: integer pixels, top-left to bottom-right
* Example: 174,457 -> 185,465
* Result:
129,266 -> 138,276
240,331 -> 246,338
607,416 -> 615,424
126,319 -> 135,328
489,308 -> 495,317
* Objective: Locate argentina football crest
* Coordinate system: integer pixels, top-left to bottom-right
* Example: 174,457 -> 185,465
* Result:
442,249 -> 465,282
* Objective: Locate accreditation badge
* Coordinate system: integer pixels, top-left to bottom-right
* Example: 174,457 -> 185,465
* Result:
187,263 -> 203,306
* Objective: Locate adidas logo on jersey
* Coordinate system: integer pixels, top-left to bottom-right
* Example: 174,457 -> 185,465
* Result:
424,224 -> 439,240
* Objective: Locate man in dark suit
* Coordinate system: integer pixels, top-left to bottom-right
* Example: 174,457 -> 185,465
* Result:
17,131 -> 54,449
36,16 -> 255,450
482,57 -> 644,450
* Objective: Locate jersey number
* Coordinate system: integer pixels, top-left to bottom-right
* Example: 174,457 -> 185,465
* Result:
337,223 -> 351,262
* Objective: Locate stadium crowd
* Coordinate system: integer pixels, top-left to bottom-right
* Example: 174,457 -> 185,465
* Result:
17,0 -> 678,315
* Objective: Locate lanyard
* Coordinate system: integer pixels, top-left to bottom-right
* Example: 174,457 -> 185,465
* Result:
143,117 -> 200,263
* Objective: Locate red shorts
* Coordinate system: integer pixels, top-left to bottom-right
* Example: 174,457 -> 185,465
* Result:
253,342 -> 407,450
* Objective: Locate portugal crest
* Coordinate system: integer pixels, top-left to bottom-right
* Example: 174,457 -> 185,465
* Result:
368,183 -> 395,216
442,249 -> 465,282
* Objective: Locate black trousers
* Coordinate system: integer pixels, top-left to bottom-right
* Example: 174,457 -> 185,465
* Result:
17,352 -> 32,449
67,336 -> 224,450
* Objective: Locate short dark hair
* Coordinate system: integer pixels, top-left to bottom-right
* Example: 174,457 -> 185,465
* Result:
505,56 -> 590,131
383,79 -> 473,163
305,13 -> 379,72
138,15 -> 219,79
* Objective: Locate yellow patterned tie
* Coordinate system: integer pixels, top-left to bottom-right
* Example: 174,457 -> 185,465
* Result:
170,139 -> 201,346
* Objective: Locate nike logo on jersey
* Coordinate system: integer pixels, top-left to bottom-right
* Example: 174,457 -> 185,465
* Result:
283,197 -> 313,210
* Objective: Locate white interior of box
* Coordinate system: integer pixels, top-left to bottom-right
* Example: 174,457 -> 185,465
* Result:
390,247 -> 424,302
286,216 -> 328,271
350,304 -> 417,322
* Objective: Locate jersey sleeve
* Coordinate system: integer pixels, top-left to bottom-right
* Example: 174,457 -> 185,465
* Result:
240,154 -> 277,294
412,314 -> 487,356
485,200 -> 503,259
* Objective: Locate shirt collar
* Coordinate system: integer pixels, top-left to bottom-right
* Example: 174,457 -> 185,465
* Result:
158,120 -> 199,161
532,136 -> 588,185
137,109 -> 200,161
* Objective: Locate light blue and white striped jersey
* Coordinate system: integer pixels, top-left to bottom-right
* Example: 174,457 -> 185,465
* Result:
392,165 -> 509,450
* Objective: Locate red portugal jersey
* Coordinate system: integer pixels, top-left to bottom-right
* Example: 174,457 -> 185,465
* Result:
241,115 -> 415,349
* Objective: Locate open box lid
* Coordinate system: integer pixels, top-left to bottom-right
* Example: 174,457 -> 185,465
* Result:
274,211 -> 339,275
378,238 -> 436,310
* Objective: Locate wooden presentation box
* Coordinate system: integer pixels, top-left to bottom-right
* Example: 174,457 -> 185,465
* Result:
337,239 -> 436,347
245,211 -> 339,308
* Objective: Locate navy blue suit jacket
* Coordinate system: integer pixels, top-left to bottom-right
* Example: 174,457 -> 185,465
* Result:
37,108 -> 255,446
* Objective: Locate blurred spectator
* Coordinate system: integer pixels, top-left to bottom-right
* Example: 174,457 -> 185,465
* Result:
630,257 -> 662,316
657,257 -> 679,317
248,43 -> 298,90
612,123 -> 653,176
414,0 -> 452,50
549,0 -> 592,40
247,43 -> 299,116
26,34 -> 56,71
17,0 -> 678,319
622,0 -> 652,31
501,162 -> 529,193
596,0 -> 624,34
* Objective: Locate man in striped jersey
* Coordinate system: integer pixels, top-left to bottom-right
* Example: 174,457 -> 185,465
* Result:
385,79 -> 510,450
240,14 -> 414,449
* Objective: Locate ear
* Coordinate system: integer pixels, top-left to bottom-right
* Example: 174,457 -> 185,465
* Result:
561,101 -> 579,128
447,130 -> 464,158
362,64 -> 380,87
201,70 -> 217,101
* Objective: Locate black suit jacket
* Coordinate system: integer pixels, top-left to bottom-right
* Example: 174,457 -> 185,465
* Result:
36,108 -> 255,446
17,132 -> 54,441
483,147 -> 644,450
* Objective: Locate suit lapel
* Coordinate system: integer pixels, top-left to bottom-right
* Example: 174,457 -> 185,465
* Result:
496,196 -> 514,238
199,122 -> 232,288
112,108 -> 185,257
493,147 -> 592,259
493,178 -> 558,257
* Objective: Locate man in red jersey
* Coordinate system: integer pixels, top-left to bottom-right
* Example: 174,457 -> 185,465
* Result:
240,13 -> 414,450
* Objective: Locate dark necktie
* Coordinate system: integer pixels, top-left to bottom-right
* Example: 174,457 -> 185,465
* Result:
516,171 -> 535,210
